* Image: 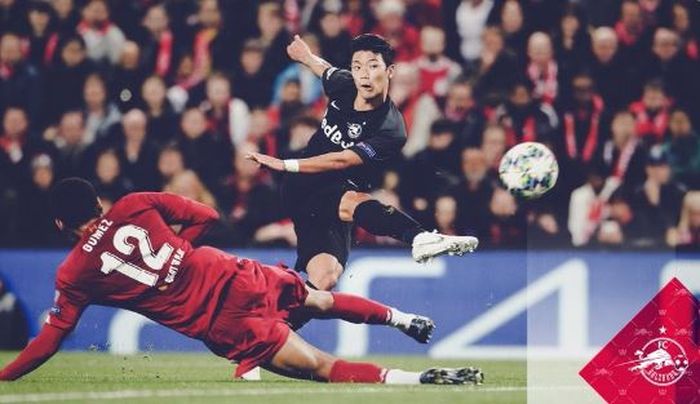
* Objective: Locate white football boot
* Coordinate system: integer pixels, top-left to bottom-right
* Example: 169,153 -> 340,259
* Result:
411,231 -> 479,263
240,367 -> 262,381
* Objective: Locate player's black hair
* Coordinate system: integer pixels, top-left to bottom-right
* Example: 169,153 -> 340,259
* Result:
50,178 -> 102,230
350,34 -> 395,66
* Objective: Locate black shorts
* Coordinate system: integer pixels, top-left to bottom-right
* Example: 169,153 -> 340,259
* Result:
281,173 -> 357,272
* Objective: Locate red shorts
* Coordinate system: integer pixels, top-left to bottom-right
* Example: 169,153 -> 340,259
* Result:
203,258 -> 308,377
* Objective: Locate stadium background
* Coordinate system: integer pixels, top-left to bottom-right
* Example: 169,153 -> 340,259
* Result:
2,0 -> 700,402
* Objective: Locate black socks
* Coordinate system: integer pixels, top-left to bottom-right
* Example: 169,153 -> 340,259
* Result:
353,200 -> 426,245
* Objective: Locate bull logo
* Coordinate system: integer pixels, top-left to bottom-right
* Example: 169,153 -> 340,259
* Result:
347,122 -> 363,139
619,336 -> 689,386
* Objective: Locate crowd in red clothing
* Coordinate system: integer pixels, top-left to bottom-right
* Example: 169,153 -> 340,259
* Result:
1,0 -> 700,250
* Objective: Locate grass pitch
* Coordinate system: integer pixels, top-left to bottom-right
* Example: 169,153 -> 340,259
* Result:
0,353 -> 525,403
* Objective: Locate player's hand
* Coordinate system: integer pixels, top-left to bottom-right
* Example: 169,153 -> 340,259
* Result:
287,34 -> 312,64
245,152 -> 284,172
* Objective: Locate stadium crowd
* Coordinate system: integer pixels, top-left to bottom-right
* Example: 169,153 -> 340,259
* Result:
1,0 -> 700,250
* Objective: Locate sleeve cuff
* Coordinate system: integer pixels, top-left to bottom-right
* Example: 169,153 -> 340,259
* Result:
349,142 -> 377,163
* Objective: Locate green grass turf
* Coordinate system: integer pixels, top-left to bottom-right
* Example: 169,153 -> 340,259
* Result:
0,353 -> 525,404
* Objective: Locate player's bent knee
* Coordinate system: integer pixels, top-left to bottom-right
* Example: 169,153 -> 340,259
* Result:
307,254 -> 343,291
338,191 -> 371,222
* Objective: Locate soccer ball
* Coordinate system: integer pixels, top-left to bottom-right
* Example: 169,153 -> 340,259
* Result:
498,142 -> 559,199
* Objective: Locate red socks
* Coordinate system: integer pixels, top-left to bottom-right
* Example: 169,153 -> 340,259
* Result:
329,360 -> 385,383
329,292 -> 391,324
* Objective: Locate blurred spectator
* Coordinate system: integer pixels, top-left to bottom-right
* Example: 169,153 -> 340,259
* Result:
490,81 -> 558,147
0,277 -> 29,350
487,186 -> 525,248
317,7 -> 352,69
388,62 -> 421,133
45,35 -> 96,123
589,27 -> 632,112
0,0 -> 27,35
141,75 -> 178,147
629,145 -> 685,247
163,169 -> 217,209
177,107 -> 231,191
0,33 -> 43,124
671,2 -> 698,61
77,0 -> 126,66
558,72 -> 607,192
596,190 -> 634,248
664,108 -> 700,189
26,1 -> 60,71
526,32 -> 558,105
403,119 -> 461,221
372,0 -> 420,62
177,0 -> 226,89
568,162 -> 620,247
234,39 -> 273,109
472,25 -> 518,105
268,78 -> 306,131
52,110 -> 90,178
138,4 -> 178,80
641,28 -> 699,120
281,114 -> 316,158
17,153 -> 63,246
481,123 -> 507,175
248,106 -> 279,156
198,72 -> 251,147
443,0 -> 494,64
255,1 -> 291,78
0,107 -> 53,188
629,79 -> 671,144
600,111 -> 647,191
51,0 -> 80,35
111,41 -> 146,112
219,142 -> 287,246
157,144 -> 186,187
614,0 -> 648,65
449,147 -> 494,238
82,72 -> 121,144
552,3 -> 591,101
92,147 -> 132,202
498,0 -> 528,65
432,194 -> 459,236
434,77 -> 485,147
669,191 -> 700,249
415,26 -> 461,99
273,33 -> 324,106
342,0 -> 374,38
115,109 -> 159,191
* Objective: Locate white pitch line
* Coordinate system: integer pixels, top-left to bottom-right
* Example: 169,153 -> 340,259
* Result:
0,385 -> 586,403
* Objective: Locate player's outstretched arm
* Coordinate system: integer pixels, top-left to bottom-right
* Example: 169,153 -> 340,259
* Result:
287,34 -> 332,78
246,150 -> 363,174
0,325 -> 68,381
126,193 -> 220,243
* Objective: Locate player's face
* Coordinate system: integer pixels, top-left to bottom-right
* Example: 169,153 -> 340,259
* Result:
351,51 -> 393,102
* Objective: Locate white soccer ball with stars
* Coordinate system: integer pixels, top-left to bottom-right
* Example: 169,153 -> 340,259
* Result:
498,142 -> 559,199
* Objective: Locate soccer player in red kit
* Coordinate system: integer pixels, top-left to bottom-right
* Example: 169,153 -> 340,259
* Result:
0,178 -> 483,385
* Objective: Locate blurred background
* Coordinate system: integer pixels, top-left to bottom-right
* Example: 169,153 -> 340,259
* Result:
1,1 -> 700,387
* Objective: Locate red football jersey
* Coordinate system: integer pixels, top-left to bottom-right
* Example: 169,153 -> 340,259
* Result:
47,192 -> 236,340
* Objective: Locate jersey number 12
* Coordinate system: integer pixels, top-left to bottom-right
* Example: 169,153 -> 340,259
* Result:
99,224 -> 175,286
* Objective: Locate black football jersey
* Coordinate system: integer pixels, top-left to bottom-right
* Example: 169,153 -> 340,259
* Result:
299,67 -> 407,191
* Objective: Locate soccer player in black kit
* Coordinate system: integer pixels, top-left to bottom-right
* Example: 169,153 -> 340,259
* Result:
247,34 -> 478,291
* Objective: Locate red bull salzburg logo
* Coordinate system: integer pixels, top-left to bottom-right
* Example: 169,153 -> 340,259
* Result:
620,330 -> 689,386
580,278 -> 700,402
